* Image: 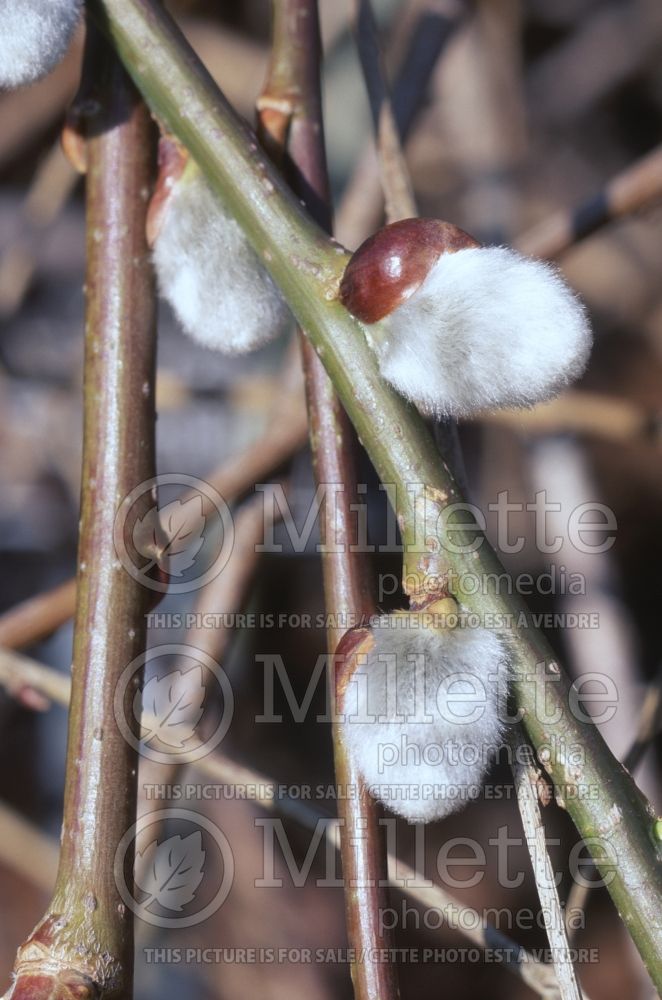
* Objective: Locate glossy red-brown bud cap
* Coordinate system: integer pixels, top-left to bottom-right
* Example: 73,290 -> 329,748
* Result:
334,626 -> 375,707
339,218 -> 480,324
145,134 -> 190,248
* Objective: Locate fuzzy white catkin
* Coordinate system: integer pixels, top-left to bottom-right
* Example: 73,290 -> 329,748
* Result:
342,617 -> 509,823
0,0 -> 82,90
153,169 -> 291,354
371,246 -> 592,417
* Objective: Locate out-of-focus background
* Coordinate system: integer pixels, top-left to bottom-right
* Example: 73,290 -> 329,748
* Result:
1,1 -> 662,998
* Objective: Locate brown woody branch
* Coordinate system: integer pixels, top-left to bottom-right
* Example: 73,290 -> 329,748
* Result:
258,5 -> 398,999
3,29 -> 156,1000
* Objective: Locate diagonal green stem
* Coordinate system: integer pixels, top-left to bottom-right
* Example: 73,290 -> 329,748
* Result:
89,0 -> 460,574
92,0 -> 662,986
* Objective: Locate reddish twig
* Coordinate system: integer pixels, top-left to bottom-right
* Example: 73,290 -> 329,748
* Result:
2,28 -> 156,1000
258,4 -> 399,999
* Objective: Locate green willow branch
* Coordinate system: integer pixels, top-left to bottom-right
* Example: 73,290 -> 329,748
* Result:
259,4 -> 399,999
355,8 -> 577,994
352,0 -> 469,494
92,0 -> 662,986
3,29 -> 157,1000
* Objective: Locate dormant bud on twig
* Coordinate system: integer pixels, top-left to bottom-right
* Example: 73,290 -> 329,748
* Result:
340,219 -> 592,417
0,0 -> 81,89
340,601 -> 510,823
148,137 -> 291,354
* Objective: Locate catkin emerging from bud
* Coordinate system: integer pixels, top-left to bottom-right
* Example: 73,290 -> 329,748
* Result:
340,220 -> 592,417
342,615 -> 509,823
372,247 -> 591,417
152,165 -> 291,354
0,0 -> 82,90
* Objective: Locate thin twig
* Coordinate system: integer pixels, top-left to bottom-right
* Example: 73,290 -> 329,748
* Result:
337,0 -> 465,247
1,650 -> 563,999
391,1 -> 466,142
0,645 -> 71,708
3,28 -> 156,1000
516,143 -> 662,260
0,579 -> 77,652
352,0 -> 417,222
477,391 -> 662,444
258,4 -> 398,998
511,729 -> 584,1000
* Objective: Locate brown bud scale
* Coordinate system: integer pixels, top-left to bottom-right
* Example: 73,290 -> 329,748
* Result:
145,134 -> 190,248
334,626 -> 375,704
339,218 -> 479,324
